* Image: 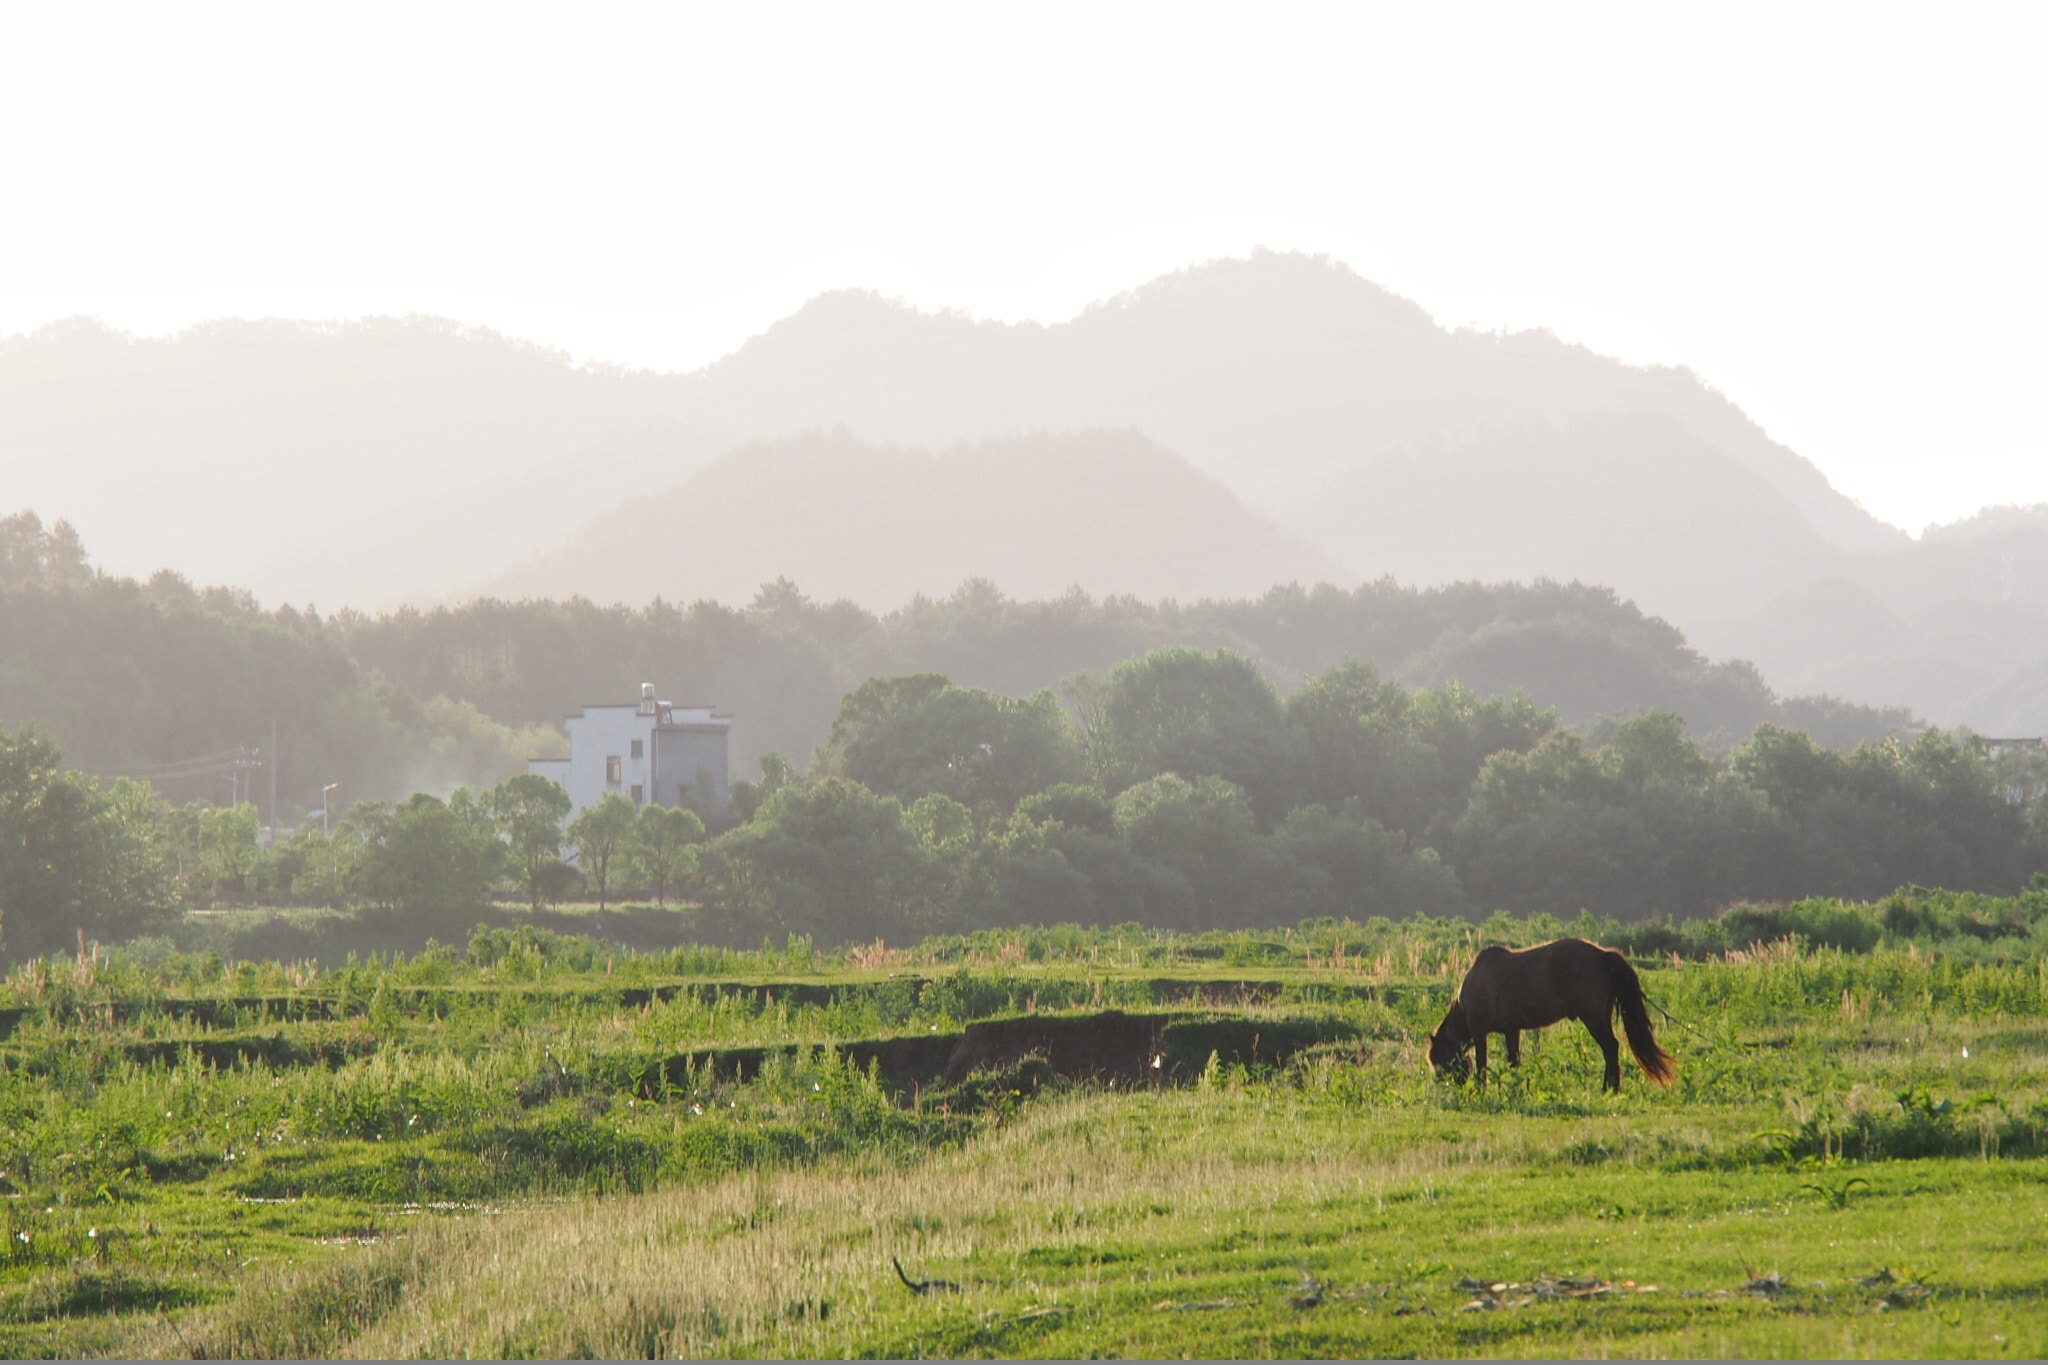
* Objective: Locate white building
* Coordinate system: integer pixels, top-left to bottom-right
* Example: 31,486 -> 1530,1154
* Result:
528,685 -> 732,818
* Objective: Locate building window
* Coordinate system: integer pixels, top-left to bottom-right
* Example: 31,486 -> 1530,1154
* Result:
631,783 -> 644,804
606,756 -> 623,784
630,740 -> 644,759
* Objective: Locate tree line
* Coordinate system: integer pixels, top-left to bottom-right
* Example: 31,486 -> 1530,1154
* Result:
6,644 -> 2042,960
341,575 -> 1914,768
2,506 -> 1914,821
699,650 -> 2045,944
0,727 -> 708,960
0,514 -> 558,813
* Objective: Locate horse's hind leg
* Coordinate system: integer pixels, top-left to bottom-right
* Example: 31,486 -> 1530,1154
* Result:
1583,1016 -> 1622,1093
1504,1030 -> 1522,1068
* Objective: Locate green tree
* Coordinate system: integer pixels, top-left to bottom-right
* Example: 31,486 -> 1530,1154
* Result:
567,792 -> 639,911
490,774 -> 572,911
1731,726 -> 2031,900
1602,711 -> 1713,786
0,510 -> 92,588
1113,772 -> 1257,868
817,674 -> 1085,815
1286,663 -> 1554,838
1453,718 -> 1773,918
1011,783 -> 1118,838
906,792 -> 984,922
1271,803 -> 1463,920
1092,649 -> 1295,819
263,821 -> 349,907
196,803 -> 262,895
904,792 -> 975,854
1285,660 -> 1435,829
728,753 -> 795,825
447,785 -> 501,838
625,803 -> 706,906
758,753 -> 796,797
351,793 -> 498,928
317,799 -> 393,908
1109,772 -> 1288,929
980,783 -> 1188,929
167,802 -> 260,903
0,727 -> 176,958
694,778 -> 938,944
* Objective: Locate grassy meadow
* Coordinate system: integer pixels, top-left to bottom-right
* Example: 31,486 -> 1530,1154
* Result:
1,893 -> 2045,1358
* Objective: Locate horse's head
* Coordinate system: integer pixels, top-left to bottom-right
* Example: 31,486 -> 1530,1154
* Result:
1427,1003 -> 1472,1083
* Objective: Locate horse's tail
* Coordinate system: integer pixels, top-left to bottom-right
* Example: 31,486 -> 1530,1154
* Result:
1601,949 -> 1676,1084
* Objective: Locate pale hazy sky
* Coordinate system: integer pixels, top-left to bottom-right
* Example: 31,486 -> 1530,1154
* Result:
2,3 -> 2042,533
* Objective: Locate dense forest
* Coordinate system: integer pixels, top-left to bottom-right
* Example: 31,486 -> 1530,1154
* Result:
0,253 -> 1898,613
342,575 -> 1915,773
6,650 -> 2042,961
15,510 -> 2039,960
13,256 -> 2045,740
481,427 -> 1350,608
4,506 -> 1910,816
0,512 -> 556,812
698,654 -> 2046,943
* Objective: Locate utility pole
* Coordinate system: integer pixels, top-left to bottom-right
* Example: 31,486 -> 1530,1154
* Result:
269,715 -> 279,838
322,782 -> 341,906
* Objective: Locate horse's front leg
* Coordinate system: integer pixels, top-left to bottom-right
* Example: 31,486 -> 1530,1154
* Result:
1504,1030 -> 1522,1068
1472,1033 -> 1489,1084
1584,1016 -> 1622,1093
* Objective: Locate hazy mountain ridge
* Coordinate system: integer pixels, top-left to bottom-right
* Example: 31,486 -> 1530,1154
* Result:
3,251 -> 1899,612
1922,502 -> 2048,544
7,251 -> 2043,731
1295,410 -> 1841,626
6,493 -> 1916,815
0,315 -> 713,605
687,253 -> 1900,554
342,573 -> 1916,780
1698,526 -> 2048,733
481,428 -> 1349,608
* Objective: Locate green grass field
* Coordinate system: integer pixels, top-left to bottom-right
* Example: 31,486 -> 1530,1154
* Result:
2,904 -> 2045,1358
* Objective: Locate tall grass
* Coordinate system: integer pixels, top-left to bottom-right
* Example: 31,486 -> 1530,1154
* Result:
4,884 -> 2047,1355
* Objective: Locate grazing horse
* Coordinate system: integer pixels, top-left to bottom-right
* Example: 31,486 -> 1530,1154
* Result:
1427,939 -> 1676,1093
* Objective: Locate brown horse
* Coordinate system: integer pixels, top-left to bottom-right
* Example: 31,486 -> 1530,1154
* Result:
1427,938 -> 1676,1093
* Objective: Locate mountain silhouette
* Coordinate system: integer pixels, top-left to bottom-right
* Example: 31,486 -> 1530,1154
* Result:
481,428 -> 1348,608
1292,410 -> 1840,626
0,315 -> 720,606
684,251 -> 1900,555
2,251 -> 1900,611
1703,522 -> 2048,732
9,251 -> 2044,732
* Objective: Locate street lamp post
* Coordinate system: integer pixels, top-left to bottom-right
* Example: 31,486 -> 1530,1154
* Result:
321,783 -> 341,908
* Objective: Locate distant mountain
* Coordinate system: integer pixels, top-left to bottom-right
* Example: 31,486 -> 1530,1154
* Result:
1921,503 -> 2048,544
1696,525 -> 2048,733
19,250 -> 2046,733
1293,411 -> 1842,626
684,252 -> 1901,553
0,316 -> 718,606
1,251 -> 1902,615
1963,655 -> 2048,738
343,575 -> 1916,782
482,428 -> 1348,608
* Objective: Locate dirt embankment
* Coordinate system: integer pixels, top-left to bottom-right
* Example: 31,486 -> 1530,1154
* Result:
643,1009 -> 1361,1100
0,974 -> 1392,1041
